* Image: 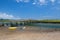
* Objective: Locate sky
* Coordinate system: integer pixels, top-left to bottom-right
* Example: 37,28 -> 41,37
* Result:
0,0 -> 60,20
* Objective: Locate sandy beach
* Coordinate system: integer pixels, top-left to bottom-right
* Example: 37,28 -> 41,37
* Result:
0,27 -> 60,40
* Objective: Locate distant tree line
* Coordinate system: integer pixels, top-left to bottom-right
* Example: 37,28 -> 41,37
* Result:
0,19 -> 60,27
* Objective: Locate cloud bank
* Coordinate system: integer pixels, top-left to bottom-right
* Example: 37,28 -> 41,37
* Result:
0,12 -> 20,19
15,0 -> 60,5
16,0 -> 30,3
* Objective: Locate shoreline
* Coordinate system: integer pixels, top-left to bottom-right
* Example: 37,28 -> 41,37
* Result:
0,27 -> 60,40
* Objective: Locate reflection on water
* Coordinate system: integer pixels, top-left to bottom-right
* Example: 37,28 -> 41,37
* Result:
31,23 -> 60,28
22,23 -> 60,31
15,23 -> 60,31
3,23 -> 60,31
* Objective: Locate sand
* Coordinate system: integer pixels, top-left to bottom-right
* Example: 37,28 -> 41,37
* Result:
0,27 -> 60,40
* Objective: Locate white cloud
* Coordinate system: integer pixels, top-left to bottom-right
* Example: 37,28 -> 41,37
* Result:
38,0 -> 56,5
0,12 -> 21,19
32,0 -> 47,5
32,0 -> 37,5
24,0 -> 30,2
15,0 -> 60,6
50,0 -> 56,5
16,0 -> 24,3
39,0 -> 46,5
16,0 -> 29,3
32,2 -> 36,5
50,0 -> 55,3
16,0 -> 21,3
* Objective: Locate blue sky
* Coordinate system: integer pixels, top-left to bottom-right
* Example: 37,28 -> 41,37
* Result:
0,0 -> 60,20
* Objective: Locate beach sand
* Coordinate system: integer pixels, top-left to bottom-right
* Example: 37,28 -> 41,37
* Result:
0,27 -> 60,40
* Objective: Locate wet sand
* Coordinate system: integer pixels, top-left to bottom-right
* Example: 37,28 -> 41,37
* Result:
0,27 -> 60,40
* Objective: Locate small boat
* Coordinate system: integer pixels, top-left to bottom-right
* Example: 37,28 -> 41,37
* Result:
8,27 -> 17,30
